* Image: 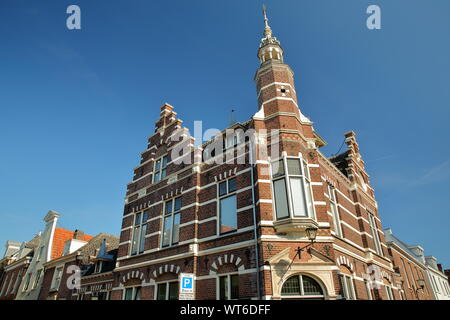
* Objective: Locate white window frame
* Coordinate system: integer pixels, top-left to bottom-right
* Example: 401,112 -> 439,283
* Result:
385,285 -> 394,300
339,273 -> 356,300
280,274 -> 325,299
130,209 -> 149,255
51,266 -> 64,290
327,184 -> 342,237
23,273 -> 32,292
123,286 -> 142,300
0,275 -> 9,297
364,279 -> 373,300
155,280 -> 179,300
153,155 -> 168,183
161,197 -> 182,248
217,273 -> 239,300
217,177 -> 238,235
368,213 -> 383,256
270,155 -> 315,221
32,269 -> 42,290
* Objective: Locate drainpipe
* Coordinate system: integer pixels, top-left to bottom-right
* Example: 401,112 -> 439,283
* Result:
249,150 -> 261,299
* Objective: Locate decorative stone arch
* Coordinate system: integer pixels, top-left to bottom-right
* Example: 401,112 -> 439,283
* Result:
209,254 -> 244,275
151,264 -> 181,279
120,270 -> 146,286
336,256 -> 354,273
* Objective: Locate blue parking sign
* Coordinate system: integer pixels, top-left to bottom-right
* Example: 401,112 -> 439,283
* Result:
179,273 -> 195,299
182,276 -> 193,289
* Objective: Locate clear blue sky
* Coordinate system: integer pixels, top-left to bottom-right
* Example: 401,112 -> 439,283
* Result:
1,0 -> 449,266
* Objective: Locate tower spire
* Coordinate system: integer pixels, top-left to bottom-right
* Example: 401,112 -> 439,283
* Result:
258,5 -> 283,64
262,4 -> 272,37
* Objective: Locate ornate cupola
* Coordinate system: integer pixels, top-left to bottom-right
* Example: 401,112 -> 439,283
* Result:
258,5 -> 284,64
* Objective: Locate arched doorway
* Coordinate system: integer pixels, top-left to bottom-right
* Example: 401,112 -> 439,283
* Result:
281,274 -> 325,300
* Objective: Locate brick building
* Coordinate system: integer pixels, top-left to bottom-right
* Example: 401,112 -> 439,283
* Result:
0,210 -> 93,300
110,8 -> 406,300
39,233 -> 118,300
384,229 -> 434,300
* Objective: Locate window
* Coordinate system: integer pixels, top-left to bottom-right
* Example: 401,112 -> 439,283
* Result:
0,275 -> 9,297
218,178 -> 237,234
271,156 -> 314,220
153,155 -> 168,183
124,287 -> 141,300
162,197 -> 182,247
131,210 -> 149,255
156,281 -> 178,300
327,184 -> 342,237
368,213 -> 382,256
32,269 -> 42,289
23,273 -> 32,291
339,274 -> 356,300
400,258 -> 411,288
219,274 -> 239,300
94,261 -> 103,274
364,279 -> 373,300
37,246 -> 44,261
385,285 -> 394,300
51,267 -> 63,290
281,274 -> 324,299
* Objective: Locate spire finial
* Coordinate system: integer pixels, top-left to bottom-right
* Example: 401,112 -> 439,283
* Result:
262,4 -> 272,37
262,4 -> 269,28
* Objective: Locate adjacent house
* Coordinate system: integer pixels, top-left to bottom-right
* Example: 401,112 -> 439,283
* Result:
39,234 -> 119,300
13,210 -> 93,300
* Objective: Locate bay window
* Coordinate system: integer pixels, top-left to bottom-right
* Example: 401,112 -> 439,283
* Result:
131,209 -> 149,255
271,156 -> 315,220
162,197 -> 181,247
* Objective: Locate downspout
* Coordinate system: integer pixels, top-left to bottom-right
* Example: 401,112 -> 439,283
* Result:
249,148 -> 261,299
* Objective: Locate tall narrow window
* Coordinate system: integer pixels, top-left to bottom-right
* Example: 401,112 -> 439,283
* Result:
162,197 -> 182,247
385,286 -> 394,300
218,178 -> 237,234
271,156 -> 314,220
219,274 -> 239,300
364,279 -> 373,300
368,213 -> 382,256
131,210 -> 149,255
0,275 -> 9,296
339,274 -> 356,300
51,267 -> 63,290
327,184 -> 342,237
32,269 -> 42,289
23,273 -> 31,291
153,155 -> 168,183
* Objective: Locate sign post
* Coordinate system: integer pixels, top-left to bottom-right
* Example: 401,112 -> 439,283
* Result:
178,273 -> 195,300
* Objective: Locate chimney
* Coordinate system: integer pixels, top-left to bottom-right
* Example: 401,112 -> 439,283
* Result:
73,229 -> 85,240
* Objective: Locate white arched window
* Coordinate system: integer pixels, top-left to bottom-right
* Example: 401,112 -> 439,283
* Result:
281,274 -> 325,300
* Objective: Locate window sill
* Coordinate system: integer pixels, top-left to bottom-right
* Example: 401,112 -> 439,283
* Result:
273,217 -> 318,234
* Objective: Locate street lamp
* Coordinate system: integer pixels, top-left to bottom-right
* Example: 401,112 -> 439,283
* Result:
295,227 -> 318,259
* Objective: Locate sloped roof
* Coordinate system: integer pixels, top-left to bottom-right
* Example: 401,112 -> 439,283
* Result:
51,228 -> 93,260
